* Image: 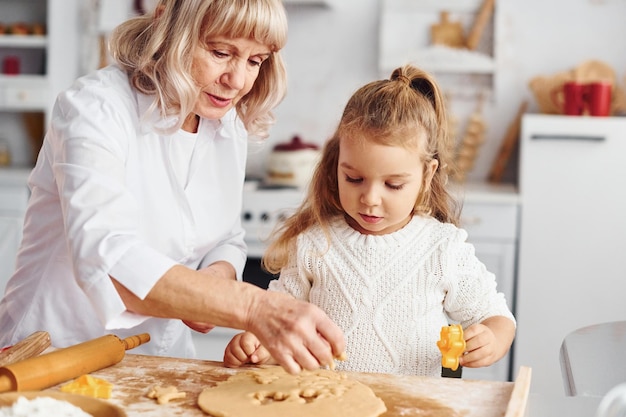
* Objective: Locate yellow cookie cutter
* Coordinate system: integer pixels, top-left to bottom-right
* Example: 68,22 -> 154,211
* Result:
60,374 -> 112,399
437,324 -> 466,371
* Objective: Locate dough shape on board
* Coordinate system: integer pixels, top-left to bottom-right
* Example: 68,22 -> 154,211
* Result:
198,366 -> 386,417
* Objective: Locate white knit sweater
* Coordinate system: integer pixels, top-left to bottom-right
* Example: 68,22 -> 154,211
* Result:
268,215 -> 515,377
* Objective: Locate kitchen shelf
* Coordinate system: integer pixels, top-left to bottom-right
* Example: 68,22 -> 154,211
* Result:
283,0 -> 334,6
0,74 -> 46,83
380,45 -> 495,76
385,0 -> 483,12
0,35 -> 47,49
0,0 -> 50,168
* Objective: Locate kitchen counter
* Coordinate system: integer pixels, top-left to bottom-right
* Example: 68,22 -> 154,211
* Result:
451,181 -> 520,205
49,354 -> 530,417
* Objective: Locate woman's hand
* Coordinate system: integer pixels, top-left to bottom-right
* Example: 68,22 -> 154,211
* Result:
223,331 -> 273,367
113,264 -> 345,374
245,291 -> 346,374
459,316 -> 515,368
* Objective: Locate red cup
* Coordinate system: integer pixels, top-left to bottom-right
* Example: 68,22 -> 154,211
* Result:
2,56 -> 20,75
562,81 -> 587,116
551,81 -> 586,116
587,82 -> 612,117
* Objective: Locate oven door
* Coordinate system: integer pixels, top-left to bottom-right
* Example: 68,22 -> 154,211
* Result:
242,256 -> 277,289
242,241 -> 277,289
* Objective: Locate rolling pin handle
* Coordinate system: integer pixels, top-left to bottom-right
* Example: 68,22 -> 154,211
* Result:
0,374 -> 15,393
122,333 -> 150,350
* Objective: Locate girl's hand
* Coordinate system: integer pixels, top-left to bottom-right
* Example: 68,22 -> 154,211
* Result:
459,316 -> 515,368
224,331 -> 274,368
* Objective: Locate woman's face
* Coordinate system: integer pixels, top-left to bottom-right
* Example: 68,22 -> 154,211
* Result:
183,36 -> 271,131
337,135 -> 438,235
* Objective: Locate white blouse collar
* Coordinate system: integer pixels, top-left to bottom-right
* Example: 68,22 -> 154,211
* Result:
135,92 -> 246,140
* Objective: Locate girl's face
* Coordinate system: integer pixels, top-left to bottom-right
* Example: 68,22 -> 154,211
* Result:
337,135 -> 438,235
182,36 -> 271,132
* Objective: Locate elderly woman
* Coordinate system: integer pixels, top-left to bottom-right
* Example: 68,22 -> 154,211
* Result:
0,0 -> 344,374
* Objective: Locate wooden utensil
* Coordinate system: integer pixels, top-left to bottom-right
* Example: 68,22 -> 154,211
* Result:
0,333 -> 150,393
452,92 -> 487,182
430,11 -> 465,48
488,100 -> 528,183
0,331 -> 51,367
466,0 -> 496,50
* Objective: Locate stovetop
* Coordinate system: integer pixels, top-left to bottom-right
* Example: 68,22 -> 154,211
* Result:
241,181 -> 305,257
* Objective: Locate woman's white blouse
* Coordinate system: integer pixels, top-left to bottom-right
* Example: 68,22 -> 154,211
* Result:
0,65 -> 248,357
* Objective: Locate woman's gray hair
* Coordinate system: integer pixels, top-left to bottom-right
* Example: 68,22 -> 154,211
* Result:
109,0 -> 288,138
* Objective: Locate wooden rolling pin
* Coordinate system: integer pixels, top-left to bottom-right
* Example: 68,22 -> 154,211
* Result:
0,333 -> 150,392
0,331 -> 51,367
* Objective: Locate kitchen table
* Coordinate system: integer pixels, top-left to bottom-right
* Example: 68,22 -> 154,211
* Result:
47,354 -> 531,417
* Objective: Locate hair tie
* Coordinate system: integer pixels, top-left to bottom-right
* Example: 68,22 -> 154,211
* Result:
395,74 -> 412,86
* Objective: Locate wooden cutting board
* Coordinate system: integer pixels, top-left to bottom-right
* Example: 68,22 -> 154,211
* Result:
47,354 -> 529,417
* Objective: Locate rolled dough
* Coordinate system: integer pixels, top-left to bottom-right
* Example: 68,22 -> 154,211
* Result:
198,366 -> 386,417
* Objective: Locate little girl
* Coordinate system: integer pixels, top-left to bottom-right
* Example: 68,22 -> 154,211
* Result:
224,64 -> 516,377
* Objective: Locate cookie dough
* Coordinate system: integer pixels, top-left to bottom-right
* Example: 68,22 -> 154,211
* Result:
198,366 -> 386,417
146,385 -> 186,404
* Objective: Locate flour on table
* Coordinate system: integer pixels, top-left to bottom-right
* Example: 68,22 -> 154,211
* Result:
0,396 -> 91,417
198,366 -> 386,417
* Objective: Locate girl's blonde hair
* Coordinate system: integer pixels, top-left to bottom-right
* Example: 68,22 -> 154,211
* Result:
109,0 -> 288,138
263,65 -> 460,274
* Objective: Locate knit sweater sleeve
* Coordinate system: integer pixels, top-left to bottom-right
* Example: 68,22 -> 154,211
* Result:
266,238 -> 312,300
440,227 -> 516,328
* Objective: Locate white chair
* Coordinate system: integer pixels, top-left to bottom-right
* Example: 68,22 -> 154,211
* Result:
560,321 -> 626,397
594,383 -> 626,417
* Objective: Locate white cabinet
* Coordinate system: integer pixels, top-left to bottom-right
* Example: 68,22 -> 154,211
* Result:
514,115 -> 626,397
0,0 -> 49,166
0,0 -> 78,288
0,168 -> 30,294
0,0 -> 79,166
456,183 -> 519,381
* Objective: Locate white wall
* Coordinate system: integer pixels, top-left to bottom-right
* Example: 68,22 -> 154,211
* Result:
249,0 -> 626,183
45,0 -> 626,184
246,1 -> 381,177
490,0 -> 626,182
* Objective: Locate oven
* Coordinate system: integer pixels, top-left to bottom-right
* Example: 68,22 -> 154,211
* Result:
240,183 -> 305,289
